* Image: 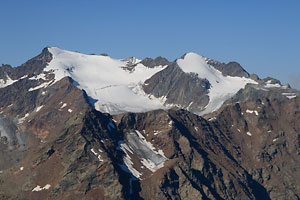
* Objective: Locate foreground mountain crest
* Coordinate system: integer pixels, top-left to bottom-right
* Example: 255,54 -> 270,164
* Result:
0,47 -> 300,199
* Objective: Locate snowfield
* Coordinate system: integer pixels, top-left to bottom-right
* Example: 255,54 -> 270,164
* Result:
46,47 -> 167,114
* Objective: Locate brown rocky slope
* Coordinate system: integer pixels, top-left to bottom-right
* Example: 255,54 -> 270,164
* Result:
1,48 -> 300,199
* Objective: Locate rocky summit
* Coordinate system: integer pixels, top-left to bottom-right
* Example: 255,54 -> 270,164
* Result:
0,47 -> 300,200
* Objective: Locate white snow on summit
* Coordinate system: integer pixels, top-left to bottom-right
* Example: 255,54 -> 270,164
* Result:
46,47 -> 167,114
44,47 -> 258,115
176,53 -> 257,115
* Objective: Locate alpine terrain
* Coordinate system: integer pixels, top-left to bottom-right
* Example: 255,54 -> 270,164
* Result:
0,47 -> 300,200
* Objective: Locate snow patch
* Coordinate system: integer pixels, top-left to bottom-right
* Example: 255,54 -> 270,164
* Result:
264,83 -> 281,88
120,157 -> 142,178
28,81 -> 52,91
18,113 -> 29,124
60,103 -> 67,109
91,148 -> 97,155
29,73 -> 47,81
68,109 -> 72,113
246,109 -> 258,116
186,101 -> 194,110
287,95 -> 297,99
117,130 -> 168,178
36,105 -> 44,112
208,117 -> 216,121
0,75 -> 18,88
117,140 -> 141,178
282,93 -> 297,99
90,148 -> 103,162
20,75 -> 28,79
43,184 -> 51,190
32,184 -> 51,192
246,132 -> 252,136
140,158 -> 164,173
127,130 -> 167,172
118,141 -> 134,154
282,92 -> 295,95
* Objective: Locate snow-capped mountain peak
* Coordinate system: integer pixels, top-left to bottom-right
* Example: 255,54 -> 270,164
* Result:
45,47 -> 167,114
176,52 -> 257,114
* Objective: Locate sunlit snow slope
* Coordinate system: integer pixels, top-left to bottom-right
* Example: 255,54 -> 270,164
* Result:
177,53 -> 257,115
46,47 -> 167,114
45,47 -> 257,115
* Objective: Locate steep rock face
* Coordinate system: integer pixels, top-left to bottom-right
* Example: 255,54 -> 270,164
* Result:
143,62 -> 210,112
206,60 -> 250,78
205,95 -> 300,199
0,72 -> 90,175
140,57 -> 170,68
113,94 -> 300,199
0,74 -> 128,199
0,64 -> 13,80
144,53 -> 257,115
116,109 -> 270,200
0,48 -> 52,81
4,97 -> 299,199
0,108 -> 126,200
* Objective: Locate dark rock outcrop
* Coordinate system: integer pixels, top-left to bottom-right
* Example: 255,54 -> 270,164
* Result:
140,56 -> 170,68
207,60 -> 250,78
144,62 -> 210,113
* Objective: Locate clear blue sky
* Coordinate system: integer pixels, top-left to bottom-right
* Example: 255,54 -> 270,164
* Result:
1,0 -> 300,88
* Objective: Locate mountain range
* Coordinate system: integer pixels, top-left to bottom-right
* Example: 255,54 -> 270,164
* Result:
0,47 -> 299,200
